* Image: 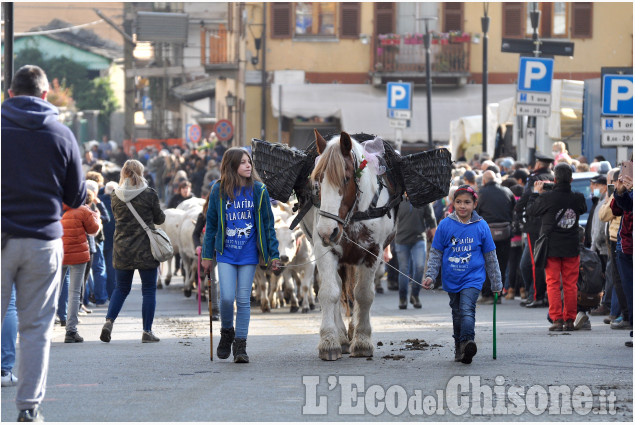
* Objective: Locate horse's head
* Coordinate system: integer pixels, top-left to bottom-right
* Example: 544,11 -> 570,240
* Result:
310,129 -> 358,246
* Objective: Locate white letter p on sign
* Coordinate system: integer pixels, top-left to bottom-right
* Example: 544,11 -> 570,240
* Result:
524,62 -> 547,90
390,86 -> 407,108
610,79 -> 633,112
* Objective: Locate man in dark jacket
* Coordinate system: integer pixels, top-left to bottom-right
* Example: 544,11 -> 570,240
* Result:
1,65 -> 86,422
515,153 -> 555,308
526,163 -> 587,331
476,170 -> 516,304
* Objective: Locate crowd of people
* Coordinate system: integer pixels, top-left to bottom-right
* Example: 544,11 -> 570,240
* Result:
1,64 -> 633,421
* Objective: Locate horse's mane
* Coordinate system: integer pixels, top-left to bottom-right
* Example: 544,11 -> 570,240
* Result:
311,142 -> 347,190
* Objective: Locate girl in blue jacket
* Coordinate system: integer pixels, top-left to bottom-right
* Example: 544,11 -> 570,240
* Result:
202,148 -> 280,363
422,185 -> 502,364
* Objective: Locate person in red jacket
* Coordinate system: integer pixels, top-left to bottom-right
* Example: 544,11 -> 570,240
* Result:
60,191 -> 100,343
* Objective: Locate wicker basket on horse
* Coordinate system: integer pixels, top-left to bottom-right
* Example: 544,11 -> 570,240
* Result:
400,148 -> 453,207
251,138 -> 308,202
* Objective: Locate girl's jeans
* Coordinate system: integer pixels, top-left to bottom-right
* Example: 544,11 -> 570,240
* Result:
448,287 -> 481,344
107,268 -> 158,332
63,263 -> 88,333
217,262 -> 257,340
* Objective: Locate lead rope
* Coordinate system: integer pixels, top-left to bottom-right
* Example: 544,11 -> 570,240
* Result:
342,233 -> 426,289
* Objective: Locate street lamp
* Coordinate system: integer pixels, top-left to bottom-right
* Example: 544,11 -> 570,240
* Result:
482,3 -> 490,154
418,16 -> 437,150
226,91 -> 236,124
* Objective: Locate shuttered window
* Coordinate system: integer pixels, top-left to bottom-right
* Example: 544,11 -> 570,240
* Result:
443,3 -> 464,32
571,2 -> 592,38
271,2 -> 292,38
374,2 -> 395,36
340,2 -> 361,38
502,2 -> 524,38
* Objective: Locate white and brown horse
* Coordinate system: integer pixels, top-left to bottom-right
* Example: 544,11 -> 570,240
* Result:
303,130 -> 397,361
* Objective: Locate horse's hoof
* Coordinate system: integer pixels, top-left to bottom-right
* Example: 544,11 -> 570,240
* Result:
184,288 -> 192,298
309,303 -> 316,311
290,306 -> 299,313
341,342 -> 351,354
261,306 -> 270,313
350,342 -> 374,358
157,282 -> 163,289
301,307 -> 309,314
319,348 -> 342,361
165,277 -> 171,286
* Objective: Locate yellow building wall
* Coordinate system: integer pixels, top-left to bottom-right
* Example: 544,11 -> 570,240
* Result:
465,2 -> 633,75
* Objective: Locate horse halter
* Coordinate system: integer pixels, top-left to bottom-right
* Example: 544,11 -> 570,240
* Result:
316,150 -> 360,228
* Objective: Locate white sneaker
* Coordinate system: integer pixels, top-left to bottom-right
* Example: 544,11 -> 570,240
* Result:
574,311 -> 589,330
1,370 -> 18,387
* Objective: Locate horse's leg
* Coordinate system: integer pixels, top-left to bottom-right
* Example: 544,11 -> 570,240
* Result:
350,264 -> 376,357
316,250 -> 342,361
300,264 -> 315,313
165,256 -> 173,286
257,270 -> 271,313
285,270 -> 300,313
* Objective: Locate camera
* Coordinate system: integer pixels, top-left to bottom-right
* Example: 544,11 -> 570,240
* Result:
543,182 -> 554,191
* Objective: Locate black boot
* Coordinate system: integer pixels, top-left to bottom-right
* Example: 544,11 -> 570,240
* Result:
217,327 -> 235,359
454,341 -> 461,362
232,338 -> 249,363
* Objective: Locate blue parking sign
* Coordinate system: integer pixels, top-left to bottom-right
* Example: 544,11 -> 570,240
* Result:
387,82 -> 412,110
517,57 -> 554,93
602,75 -> 633,116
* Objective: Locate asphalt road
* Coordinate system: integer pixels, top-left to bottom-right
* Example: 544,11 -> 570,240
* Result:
1,272 -> 633,422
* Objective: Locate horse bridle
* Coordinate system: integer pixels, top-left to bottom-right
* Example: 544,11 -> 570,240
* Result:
316,151 -> 360,228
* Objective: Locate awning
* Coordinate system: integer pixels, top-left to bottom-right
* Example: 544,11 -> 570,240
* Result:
271,83 -> 517,143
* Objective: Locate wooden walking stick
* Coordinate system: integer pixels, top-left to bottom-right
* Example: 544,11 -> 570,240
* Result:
493,292 -> 498,360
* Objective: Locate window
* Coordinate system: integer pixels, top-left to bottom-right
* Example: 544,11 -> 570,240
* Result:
295,2 -> 336,36
502,2 -> 524,38
271,3 -> 292,38
443,3 -> 463,32
374,2 -> 395,36
525,2 -> 569,38
571,2 -> 592,38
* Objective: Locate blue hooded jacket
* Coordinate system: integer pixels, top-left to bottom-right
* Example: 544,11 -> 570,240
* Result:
1,96 -> 86,240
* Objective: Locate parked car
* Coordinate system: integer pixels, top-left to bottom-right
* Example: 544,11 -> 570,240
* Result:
571,172 -> 597,228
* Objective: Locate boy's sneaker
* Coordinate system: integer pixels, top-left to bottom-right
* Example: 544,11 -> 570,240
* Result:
604,315 -> 617,325
410,295 -> 422,309
549,319 -> 564,332
460,340 -> 477,364
64,331 -> 84,343
17,406 -> 43,422
611,317 -> 633,330
142,331 -> 160,343
1,369 -> 18,387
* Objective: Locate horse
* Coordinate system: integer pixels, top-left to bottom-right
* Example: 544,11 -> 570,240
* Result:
302,130 -> 398,361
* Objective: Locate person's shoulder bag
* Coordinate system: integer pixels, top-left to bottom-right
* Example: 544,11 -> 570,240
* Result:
125,201 -> 174,262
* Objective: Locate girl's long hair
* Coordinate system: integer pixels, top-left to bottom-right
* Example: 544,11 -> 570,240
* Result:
119,159 -> 146,187
219,148 -> 261,201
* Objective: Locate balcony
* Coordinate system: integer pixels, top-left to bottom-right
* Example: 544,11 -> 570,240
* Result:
371,32 -> 472,86
200,24 -> 239,77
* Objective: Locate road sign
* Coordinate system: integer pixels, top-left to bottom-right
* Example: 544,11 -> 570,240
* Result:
142,96 -> 152,111
214,119 -> 234,142
186,124 -> 202,144
388,109 -> 411,119
388,119 -> 409,129
517,57 -> 554,93
601,132 -> 633,147
517,104 -> 551,117
387,82 -> 412,110
516,92 -> 551,106
601,75 -> 633,116
601,117 -> 633,131
501,38 -> 574,56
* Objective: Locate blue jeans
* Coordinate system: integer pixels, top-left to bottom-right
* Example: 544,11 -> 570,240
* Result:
395,240 -> 426,300
90,241 -> 108,304
107,268 -> 158,332
103,244 -> 116,299
1,286 -> 17,371
64,263 -> 88,333
448,287 -> 481,344
615,251 -> 633,325
217,262 -> 257,340
57,269 -> 70,321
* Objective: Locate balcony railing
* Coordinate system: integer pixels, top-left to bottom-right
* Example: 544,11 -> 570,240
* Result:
373,32 -> 471,75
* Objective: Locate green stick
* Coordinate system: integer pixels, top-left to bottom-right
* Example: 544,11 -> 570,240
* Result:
493,292 -> 497,360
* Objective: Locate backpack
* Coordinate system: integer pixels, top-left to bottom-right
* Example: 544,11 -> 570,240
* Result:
577,246 -> 603,307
